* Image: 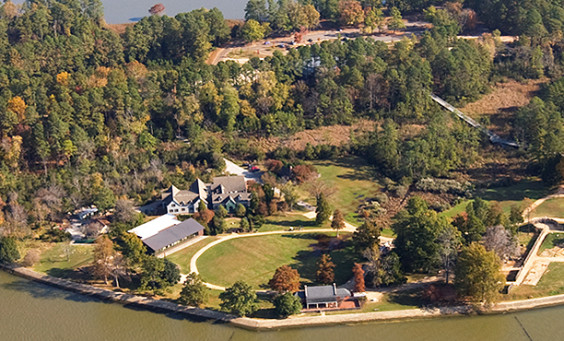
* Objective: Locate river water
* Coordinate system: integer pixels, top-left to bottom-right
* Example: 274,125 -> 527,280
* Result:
11,0 -> 249,23
0,271 -> 561,341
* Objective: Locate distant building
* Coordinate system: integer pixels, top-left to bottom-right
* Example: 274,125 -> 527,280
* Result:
128,214 -> 205,254
161,176 -> 250,215
295,284 -> 352,310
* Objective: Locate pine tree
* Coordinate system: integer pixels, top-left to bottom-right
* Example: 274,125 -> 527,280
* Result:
315,193 -> 331,226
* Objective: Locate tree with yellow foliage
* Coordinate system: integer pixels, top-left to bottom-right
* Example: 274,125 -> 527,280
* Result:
7,96 -> 26,121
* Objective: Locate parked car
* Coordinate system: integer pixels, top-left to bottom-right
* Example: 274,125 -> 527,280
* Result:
249,166 -> 260,172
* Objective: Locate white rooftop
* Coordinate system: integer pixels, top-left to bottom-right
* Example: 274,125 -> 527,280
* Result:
128,214 -> 180,239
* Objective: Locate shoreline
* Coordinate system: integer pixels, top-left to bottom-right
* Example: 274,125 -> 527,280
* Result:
4,265 -> 564,330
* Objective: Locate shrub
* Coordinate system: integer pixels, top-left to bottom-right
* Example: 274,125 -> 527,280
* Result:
0,237 -> 20,263
22,249 -> 41,267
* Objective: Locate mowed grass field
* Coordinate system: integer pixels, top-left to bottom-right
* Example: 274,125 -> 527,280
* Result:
34,243 -> 94,278
197,233 -> 359,289
509,263 -> 564,299
167,237 -> 219,273
301,157 -> 382,226
531,198 -> 564,219
441,179 -> 549,219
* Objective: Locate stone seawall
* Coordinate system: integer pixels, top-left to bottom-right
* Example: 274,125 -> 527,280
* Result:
4,264 -> 564,330
0,264 -> 232,322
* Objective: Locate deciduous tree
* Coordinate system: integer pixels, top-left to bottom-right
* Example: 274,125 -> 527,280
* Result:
316,254 -> 335,284
268,265 -> 301,293
273,292 -> 303,318
331,209 -> 345,237
352,263 -> 366,292
179,272 -> 208,307
219,281 -> 258,316
455,243 -> 504,304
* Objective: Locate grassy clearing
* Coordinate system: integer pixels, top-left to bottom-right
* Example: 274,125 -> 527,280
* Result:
538,233 -> 564,255
166,237 -> 220,273
197,233 -> 359,289
34,243 -> 94,278
441,179 -> 549,219
508,263 -> 564,299
531,198 -> 564,219
299,157 -> 382,226
257,212 -> 316,232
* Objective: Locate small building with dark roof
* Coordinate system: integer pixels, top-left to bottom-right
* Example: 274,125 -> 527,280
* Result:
295,284 -> 352,310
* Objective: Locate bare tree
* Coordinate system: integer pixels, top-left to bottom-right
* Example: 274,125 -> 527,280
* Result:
483,225 -> 520,260
438,224 -> 461,284
114,199 -> 137,223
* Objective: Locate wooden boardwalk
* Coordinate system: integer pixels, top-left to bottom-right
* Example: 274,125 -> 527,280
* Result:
430,94 -> 520,149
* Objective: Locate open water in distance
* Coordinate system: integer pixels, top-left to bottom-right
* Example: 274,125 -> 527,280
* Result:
0,271 -> 560,341
12,0 -> 248,24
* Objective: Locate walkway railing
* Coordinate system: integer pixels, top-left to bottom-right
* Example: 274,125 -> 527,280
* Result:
430,94 -> 520,149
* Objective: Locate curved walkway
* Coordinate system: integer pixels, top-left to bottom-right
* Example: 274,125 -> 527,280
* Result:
187,228 -> 338,290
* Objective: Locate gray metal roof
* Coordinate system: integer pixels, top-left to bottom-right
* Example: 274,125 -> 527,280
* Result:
304,284 -> 351,304
142,218 -> 204,252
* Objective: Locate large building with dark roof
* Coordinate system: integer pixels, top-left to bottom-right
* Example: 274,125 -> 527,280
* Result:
162,176 -> 250,215
128,215 -> 205,254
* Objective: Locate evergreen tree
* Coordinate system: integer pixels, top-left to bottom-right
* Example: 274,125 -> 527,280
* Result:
315,193 -> 331,226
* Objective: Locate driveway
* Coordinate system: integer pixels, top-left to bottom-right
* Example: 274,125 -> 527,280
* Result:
224,158 -> 263,183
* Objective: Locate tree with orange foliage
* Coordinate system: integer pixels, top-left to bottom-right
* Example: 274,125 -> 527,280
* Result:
352,263 -> 365,292
339,0 -> 365,26
268,265 -> 301,293
316,254 -> 335,284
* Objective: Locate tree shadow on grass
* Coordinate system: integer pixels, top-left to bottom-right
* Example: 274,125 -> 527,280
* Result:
268,219 -> 317,228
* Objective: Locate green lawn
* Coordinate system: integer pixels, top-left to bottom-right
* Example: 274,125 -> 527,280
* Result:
301,157 -> 382,226
509,263 -> 564,299
531,198 -> 564,219
441,179 -> 549,219
34,243 -> 94,278
257,212 -> 316,232
197,233 -> 359,289
166,237 -> 220,273
538,233 -> 564,255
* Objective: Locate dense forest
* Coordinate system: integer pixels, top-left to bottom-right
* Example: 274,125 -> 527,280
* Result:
0,0 -> 562,240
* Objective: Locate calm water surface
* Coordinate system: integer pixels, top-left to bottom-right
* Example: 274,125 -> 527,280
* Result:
0,271 -> 561,341
13,0 -> 248,23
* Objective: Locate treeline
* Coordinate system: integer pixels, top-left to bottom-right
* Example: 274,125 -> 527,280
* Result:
466,0 -> 564,37
0,0 -> 560,236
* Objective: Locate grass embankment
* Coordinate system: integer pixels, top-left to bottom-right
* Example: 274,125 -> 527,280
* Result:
197,233 -> 359,289
441,179 -> 550,219
530,198 -> 564,219
509,263 -> 564,299
34,243 -> 94,279
538,233 -> 564,255
166,237 -> 220,273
